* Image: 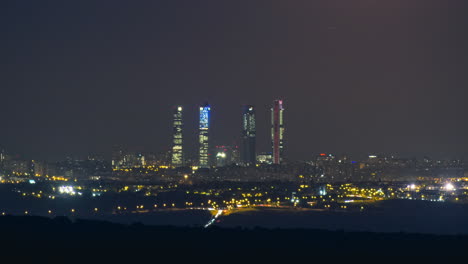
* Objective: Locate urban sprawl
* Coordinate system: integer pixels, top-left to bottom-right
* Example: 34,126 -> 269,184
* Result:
0,100 -> 467,219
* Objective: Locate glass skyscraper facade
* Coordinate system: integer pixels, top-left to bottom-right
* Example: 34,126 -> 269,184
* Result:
271,100 -> 284,164
242,105 -> 256,166
171,106 -> 183,167
199,103 -> 211,168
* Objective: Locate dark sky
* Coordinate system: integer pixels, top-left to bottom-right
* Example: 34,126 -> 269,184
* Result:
1,0 -> 467,161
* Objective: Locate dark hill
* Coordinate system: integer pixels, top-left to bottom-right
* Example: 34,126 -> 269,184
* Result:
1,215 -> 467,256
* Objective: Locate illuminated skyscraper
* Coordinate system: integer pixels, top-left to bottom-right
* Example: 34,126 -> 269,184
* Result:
242,105 -> 256,166
199,103 -> 211,168
171,106 -> 183,167
271,100 -> 284,164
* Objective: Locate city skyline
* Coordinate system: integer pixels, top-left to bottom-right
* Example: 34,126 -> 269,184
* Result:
3,1 -> 468,253
2,95 -> 468,163
2,1 -> 467,162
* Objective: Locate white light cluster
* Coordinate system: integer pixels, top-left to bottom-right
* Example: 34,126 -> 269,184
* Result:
444,183 -> 455,192
58,186 -> 76,195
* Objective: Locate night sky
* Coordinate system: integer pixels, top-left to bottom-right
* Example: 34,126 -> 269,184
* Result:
1,0 -> 467,161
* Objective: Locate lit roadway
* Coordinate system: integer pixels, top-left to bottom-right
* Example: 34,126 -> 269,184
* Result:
204,209 -> 224,228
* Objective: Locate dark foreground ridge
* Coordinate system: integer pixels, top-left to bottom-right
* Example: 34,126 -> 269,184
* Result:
1,215 -> 468,256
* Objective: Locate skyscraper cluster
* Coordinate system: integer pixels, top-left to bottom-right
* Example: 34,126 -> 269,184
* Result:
170,100 -> 284,168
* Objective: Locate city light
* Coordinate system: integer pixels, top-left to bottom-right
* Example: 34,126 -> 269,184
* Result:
58,186 -> 76,195
1,2 -> 467,253
444,183 -> 455,191
216,152 -> 226,158
0,106 -> 465,235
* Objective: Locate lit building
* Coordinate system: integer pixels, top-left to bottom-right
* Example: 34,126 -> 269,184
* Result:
199,103 -> 211,168
171,106 -> 184,167
111,146 -> 145,169
137,153 -> 146,167
215,145 -> 240,167
231,145 -> 240,164
111,146 -> 124,170
4,159 -> 30,177
271,99 -> 284,164
242,105 -> 256,166
216,151 -> 227,167
257,152 -> 273,165
31,160 -> 46,177
316,153 -> 335,164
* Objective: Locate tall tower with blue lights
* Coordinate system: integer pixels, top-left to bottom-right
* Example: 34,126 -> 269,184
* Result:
199,103 -> 211,168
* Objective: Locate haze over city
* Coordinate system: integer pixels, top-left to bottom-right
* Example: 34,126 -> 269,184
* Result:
2,0 -> 467,162
2,0 -> 468,256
